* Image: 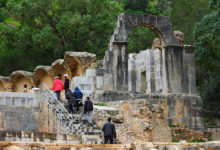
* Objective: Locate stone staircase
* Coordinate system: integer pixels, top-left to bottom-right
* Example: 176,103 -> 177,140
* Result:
60,100 -> 103,144
40,84 -> 119,144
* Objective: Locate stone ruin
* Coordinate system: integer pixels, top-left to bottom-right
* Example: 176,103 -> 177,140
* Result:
71,14 -> 203,130
0,52 -> 96,92
1,13 -> 217,147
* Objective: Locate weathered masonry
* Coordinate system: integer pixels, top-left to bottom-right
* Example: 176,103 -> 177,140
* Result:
0,52 -> 96,92
72,14 -> 203,130
104,13 -> 196,94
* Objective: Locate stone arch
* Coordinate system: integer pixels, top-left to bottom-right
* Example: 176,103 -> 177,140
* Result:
104,14 -> 179,91
10,71 -> 34,92
113,14 -> 178,46
33,66 -> 53,88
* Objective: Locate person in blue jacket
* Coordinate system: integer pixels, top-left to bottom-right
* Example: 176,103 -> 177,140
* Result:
73,86 -> 83,112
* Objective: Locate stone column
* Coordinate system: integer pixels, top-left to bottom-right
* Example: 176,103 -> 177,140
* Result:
128,54 -> 136,92
112,41 -> 128,91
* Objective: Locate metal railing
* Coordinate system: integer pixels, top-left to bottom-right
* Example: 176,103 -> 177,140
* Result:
40,83 -> 74,135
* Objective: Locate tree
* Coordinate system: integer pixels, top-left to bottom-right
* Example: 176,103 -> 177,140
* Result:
127,26 -> 156,53
169,0 -> 210,45
122,0 -> 149,13
0,0 -> 122,75
194,0 -> 220,116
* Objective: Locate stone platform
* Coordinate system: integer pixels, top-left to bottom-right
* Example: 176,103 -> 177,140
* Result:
1,141 -> 220,150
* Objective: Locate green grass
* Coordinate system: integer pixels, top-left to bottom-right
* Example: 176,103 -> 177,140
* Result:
172,138 -> 179,143
169,124 -> 177,128
95,103 -> 107,106
188,139 -> 205,143
208,123 -> 217,127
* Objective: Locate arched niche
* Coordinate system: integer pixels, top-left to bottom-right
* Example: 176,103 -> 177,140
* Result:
33,66 -> 53,88
11,71 -> 34,92
64,56 -> 84,79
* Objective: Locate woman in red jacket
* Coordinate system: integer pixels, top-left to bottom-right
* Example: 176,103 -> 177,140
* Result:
52,76 -> 64,101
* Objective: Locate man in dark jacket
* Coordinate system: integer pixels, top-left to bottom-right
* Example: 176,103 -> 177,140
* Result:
64,74 -> 69,96
66,89 -> 75,113
102,117 -> 116,144
83,97 -> 93,126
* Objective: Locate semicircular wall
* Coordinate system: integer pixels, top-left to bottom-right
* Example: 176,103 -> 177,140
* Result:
34,66 -> 53,88
11,71 -> 34,92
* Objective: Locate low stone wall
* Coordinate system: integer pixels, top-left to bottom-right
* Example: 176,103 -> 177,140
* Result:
0,91 -> 40,131
0,131 -> 81,144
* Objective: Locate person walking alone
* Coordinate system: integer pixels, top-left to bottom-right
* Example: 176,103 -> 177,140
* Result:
52,76 -> 64,101
73,87 -> 83,112
102,117 -> 116,144
64,74 -> 69,97
83,97 -> 93,126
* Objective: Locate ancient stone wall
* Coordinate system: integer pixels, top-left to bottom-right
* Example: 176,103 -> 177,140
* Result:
147,94 -> 204,130
128,46 -> 196,95
0,52 -> 96,91
0,89 -> 64,134
0,90 -> 40,131
71,69 -> 131,102
38,101 -> 58,133
93,99 -> 172,143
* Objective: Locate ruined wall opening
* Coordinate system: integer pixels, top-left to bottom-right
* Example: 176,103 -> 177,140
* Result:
141,71 -> 146,93
12,76 -> 32,92
0,81 -> 5,91
127,26 -> 158,54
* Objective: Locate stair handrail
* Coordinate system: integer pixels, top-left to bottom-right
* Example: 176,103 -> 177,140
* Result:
39,83 -> 74,134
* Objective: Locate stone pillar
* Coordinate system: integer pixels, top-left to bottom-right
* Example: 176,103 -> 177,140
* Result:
128,54 -> 136,92
164,45 -> 196,94
154,49 -> 163,93
113,42 -> 128,91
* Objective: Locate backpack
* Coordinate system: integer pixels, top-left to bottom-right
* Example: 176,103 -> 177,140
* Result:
66,89 -> 72,99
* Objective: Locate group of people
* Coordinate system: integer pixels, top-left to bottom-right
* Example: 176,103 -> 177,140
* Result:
51,74 -> 117,144
51,74 -> 93,125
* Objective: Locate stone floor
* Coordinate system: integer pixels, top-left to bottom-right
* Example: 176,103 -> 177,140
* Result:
1,141 -> 220,150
